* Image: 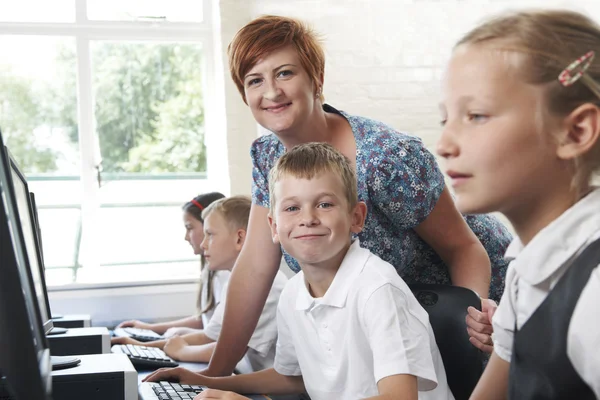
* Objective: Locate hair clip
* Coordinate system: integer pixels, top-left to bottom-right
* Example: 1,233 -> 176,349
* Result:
558,50 -> 595,87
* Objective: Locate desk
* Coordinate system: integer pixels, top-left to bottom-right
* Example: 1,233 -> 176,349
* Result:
136,362 -> 271,400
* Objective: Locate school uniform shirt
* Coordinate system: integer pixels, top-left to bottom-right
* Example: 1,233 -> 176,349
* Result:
492,188 -> 600,397
199,269 -> 231,328
274,240 -> 454,400
204,270 -> 288,372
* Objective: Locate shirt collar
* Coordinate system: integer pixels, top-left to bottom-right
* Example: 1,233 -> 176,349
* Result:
295,239 -> 370,311
507,187 -> 600,285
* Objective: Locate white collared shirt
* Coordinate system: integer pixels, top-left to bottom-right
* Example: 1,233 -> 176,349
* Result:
204,270 -> 288,372
492,188 -> 600,397
274,240 -> 453,400
199,270 -> 231,328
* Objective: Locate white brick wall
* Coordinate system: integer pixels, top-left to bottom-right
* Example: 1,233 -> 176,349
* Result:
216,0 -> 600,198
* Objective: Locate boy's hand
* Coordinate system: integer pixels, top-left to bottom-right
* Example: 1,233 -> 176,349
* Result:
163,336 -> 189,359
466,298 -> 497,353
195,389 -> 250,399
164,326 -> 198,337
142,367 -> 206,384
111,336 -> 143,346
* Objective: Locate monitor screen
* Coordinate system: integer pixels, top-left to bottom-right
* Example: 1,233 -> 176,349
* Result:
8,153 -> 53,334
0,138 -> 52,399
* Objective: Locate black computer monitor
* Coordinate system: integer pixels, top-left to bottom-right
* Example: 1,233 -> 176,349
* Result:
6,149 -> 55,335
0,132 -> 52,399
29,190 -> 66,328
30,192 -> 44,265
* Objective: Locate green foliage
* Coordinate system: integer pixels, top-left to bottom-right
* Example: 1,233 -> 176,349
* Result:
92,41 -> 206,173
0,41 -> 207,174
0,66 -> 59,172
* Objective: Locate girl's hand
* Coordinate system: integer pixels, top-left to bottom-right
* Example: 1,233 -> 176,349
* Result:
163,336 -> 189,360
466,298 -> 498,353
195,389 -> 250,399
142,367 -> 205,384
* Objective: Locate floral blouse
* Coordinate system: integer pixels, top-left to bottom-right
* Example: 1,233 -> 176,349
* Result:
251,105 -> 512,301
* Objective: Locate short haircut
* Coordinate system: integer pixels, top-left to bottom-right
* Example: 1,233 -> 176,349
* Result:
202,195 -> 251,231
228,15 -> 325,104
268,143 -> 357,214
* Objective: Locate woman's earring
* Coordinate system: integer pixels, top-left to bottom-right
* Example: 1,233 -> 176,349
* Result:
315,87 -> 322,99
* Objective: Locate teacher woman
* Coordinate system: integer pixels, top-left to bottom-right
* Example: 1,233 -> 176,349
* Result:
210,15 -> 511,376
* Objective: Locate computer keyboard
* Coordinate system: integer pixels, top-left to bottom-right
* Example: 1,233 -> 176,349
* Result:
112,344 -> 178,369
145,381 -> 205,399
113,327 -> 165,342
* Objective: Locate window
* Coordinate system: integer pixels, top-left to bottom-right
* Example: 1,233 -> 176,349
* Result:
0,0 -> 222,286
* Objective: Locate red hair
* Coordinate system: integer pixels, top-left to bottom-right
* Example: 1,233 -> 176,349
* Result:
228,15 -> 325,104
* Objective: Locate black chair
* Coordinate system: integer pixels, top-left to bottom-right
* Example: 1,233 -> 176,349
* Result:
409,284 -> 485,400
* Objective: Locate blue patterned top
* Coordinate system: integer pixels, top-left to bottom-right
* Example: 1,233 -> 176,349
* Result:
251,105 -> 512,301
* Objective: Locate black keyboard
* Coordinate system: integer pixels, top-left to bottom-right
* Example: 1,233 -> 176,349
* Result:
148,381 -> 205,399
113,327 -> 165,342
112,344 -> 178,369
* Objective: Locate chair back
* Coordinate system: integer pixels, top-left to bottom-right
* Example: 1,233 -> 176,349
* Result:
409,284 -> 484,400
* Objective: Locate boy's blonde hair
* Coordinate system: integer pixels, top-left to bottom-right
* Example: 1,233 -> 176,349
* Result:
268,142 -> 357,214
457,9 -> 600,191
202,195 -> 251,232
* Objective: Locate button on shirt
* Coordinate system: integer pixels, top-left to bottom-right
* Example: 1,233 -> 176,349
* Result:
204,270 -> 288,372
492,188 -> 600,397
274,240 -> 454,400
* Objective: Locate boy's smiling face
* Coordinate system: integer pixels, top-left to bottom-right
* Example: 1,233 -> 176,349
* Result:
268,171 -> 366,271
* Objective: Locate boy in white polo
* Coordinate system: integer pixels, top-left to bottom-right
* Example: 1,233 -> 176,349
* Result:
147,143 -> 453,399
262,143 -> 453,400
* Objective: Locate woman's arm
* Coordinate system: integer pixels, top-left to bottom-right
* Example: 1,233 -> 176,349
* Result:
413,187 -> 491,298
204,204 -> 283,376
469,352 -> 510,400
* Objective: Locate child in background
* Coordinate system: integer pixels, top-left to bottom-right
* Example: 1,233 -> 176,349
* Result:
115,192 -> 227,338
437,9 -> 600,399
144,143 -> 453,400
120,196 -> 288,372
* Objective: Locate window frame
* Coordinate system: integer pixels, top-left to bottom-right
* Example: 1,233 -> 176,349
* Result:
0,0 -> 228,288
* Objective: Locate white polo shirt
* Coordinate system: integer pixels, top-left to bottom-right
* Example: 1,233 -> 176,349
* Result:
492,188 -> 600,397
274,240 -> 453,400
204,270 -> 288,372
199,270 -> 231,328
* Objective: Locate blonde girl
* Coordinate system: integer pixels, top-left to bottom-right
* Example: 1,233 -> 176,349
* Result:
438,9 -> 600,399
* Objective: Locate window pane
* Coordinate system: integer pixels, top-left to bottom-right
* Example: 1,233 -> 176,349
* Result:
0,0 -> 75,23
83,177 -> 212,284
98,205 -> 191,265
91,41 -> 206,174
0,36 -> 80,175
87,0 -> 203,22
0,35 -> 81,285
36,206 -> 81,268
